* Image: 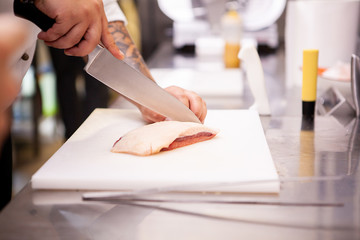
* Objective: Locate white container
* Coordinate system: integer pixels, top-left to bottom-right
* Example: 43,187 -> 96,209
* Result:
285,0 -> 360,88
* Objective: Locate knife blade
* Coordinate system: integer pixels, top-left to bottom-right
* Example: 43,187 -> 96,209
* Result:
85,45 -> 201,123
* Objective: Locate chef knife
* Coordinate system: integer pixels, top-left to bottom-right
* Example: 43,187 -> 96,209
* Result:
85,45 -> 201,123
13,0 -> 201,123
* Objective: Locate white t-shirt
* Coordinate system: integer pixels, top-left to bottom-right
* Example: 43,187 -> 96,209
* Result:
0,0 -> 126,81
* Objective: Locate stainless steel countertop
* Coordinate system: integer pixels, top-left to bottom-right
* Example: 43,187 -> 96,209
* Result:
1,43 -> 359,239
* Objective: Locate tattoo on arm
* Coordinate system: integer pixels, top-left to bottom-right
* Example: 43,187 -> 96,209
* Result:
108,21 -> 154,81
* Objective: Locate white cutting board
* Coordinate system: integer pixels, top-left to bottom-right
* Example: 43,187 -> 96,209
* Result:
31,109 -> 279,193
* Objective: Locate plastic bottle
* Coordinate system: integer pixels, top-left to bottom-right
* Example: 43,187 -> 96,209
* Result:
221,2 -> 242,68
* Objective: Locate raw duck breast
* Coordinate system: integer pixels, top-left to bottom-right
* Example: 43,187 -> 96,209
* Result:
111,121 -> 219,156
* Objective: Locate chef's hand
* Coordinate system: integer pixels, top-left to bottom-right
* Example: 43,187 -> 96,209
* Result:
35,0 -> 123,60
106,21 -> 207,123
138,86 -> 207,124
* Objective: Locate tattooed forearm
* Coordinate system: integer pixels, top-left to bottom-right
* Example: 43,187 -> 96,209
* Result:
108,21 -> 153,81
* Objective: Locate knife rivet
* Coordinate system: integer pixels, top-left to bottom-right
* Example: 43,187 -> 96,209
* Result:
21,53 -> 29,61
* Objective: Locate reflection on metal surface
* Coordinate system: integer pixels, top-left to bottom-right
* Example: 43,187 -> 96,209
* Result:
348,119 -> 360,175
82,176 -> 343,201
48,204 -> 153,240
317,87 -> 355,127
106,201 -> 352,231
301,116 -> 314,131
299,117 -> 315,177
351,54 -> 360,117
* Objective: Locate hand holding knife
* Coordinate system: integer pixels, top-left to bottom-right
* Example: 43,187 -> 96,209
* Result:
14,0 -> 123,59
14,0 -> 204,123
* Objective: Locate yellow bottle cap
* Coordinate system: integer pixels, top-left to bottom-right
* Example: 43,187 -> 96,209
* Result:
302,49 -> 319,101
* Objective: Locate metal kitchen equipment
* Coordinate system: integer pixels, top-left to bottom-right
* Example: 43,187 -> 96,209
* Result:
157,0 -> 286,49
351,54 -> 360,117
316,54 -> 360,126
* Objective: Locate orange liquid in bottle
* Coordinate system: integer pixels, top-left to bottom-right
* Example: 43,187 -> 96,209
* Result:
224,42 -> 241,68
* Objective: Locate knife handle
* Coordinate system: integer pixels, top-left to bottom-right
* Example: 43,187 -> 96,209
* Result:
13,0 -> 55,31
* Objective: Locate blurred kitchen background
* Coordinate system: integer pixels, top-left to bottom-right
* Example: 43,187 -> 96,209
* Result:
11,0 -> 360,195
